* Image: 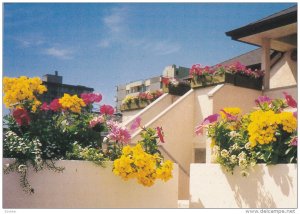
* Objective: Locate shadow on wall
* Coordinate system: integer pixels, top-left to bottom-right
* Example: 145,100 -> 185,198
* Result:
267,164 -> 295,197
225,165 -> 294,208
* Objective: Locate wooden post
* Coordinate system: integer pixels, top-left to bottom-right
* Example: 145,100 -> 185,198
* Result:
261,38 -> 271,90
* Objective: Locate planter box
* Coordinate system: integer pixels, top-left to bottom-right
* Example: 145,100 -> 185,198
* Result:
120,101 -> 149,112
225,73 -> 263,90
191,74 -> 224,89
168,84 -> 191,96
189,164 -> 297,208
3,159 -> 178,208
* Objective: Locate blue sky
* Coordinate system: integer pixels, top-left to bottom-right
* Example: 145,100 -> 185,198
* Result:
3,2 -> 296,108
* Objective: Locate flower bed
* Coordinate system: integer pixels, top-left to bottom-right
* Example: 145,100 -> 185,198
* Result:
3,158 -> 178,208
121,90 -> 163,111
3,76 -> 174,197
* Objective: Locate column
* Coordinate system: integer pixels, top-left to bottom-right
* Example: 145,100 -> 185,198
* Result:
261,38 -> 271,90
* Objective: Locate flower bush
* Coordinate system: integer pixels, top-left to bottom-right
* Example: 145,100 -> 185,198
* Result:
196,93 -> 297,176
113,117 -> 173,186
3,76 -> 172,193
121,90 -> 164,111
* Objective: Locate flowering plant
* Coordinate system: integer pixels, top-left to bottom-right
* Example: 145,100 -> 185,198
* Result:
113,117 -> 173,186
162,77 -> 191,96
3,76 -> 119,193
196,93 -> 297,176
3,76 -> 172,193
189,64 -> 225,87
222,61 -> 264,79
121,90 -> 164,111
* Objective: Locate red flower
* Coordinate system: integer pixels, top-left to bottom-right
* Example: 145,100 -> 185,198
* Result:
40,102 -> 50,111
156,127 -> 165,143
162,77 -> 170,85
49,99 -> 62,112
283,92 -> 297,108
80,93 -> 102,105
100,104 -> 115,115
195,114 -> 220,136
12,108 -> 30,126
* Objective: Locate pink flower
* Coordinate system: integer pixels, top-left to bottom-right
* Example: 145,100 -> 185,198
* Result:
283,92 -> 297,108
100,104 -> 115,115
130,116 -> 142,131
89,116 -> 105,128
255,96 -> 272,106
12,108 -> 30,126
49,99 -> 62,112
80,93 -> 102,105
220,109 -> 238,121
291,137 -> 297,146
40,102 -> 50,111
293,111 -> 297,118
156,127 -> 165,143
107,121 -> 131,144
195,114 -> 220,136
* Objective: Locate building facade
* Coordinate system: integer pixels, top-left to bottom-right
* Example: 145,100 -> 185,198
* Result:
116,64 -> 189,112
40,71 -> 94,103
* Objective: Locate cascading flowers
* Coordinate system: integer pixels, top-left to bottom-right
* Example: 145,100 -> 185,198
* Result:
113,117 -> 174,186
196,93 -> 297,176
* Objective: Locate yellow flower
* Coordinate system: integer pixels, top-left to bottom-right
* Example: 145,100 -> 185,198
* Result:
220,107 -> 241,119
3,76 -> 47,109
59,93 -> 86,113
113,143 -> 173,186
277,112 -> 297,133
248,110 -> 278,147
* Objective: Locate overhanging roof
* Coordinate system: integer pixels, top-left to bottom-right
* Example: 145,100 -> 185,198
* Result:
226,5 -> 297,51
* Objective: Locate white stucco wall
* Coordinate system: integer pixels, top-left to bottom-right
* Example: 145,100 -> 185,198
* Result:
264,85 -> 297,101
3,159 -> 178,208
122,93 -> 175,131
190,164 -> 297,208
131,90 -> 195,200
270,51 -> 297,89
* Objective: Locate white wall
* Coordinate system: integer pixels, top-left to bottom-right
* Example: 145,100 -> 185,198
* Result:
270,50 -> 297,89
130,90 -> 195,200
3,159 -> 178,208
122,93 -> 174,128
190,163 -> 297,208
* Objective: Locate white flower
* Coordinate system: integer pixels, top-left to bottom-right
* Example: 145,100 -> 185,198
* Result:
221,149 -> 229,158
229,131 -> 239,138
18,164 -> 27,172
230,155 -> 237,163
238,158 -> 247,168
245,142 -> 251,150
232,143 -> 239,151
238,151 -> 246,159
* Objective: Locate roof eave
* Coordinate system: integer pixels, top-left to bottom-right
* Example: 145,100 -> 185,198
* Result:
226,11 -> 297,40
